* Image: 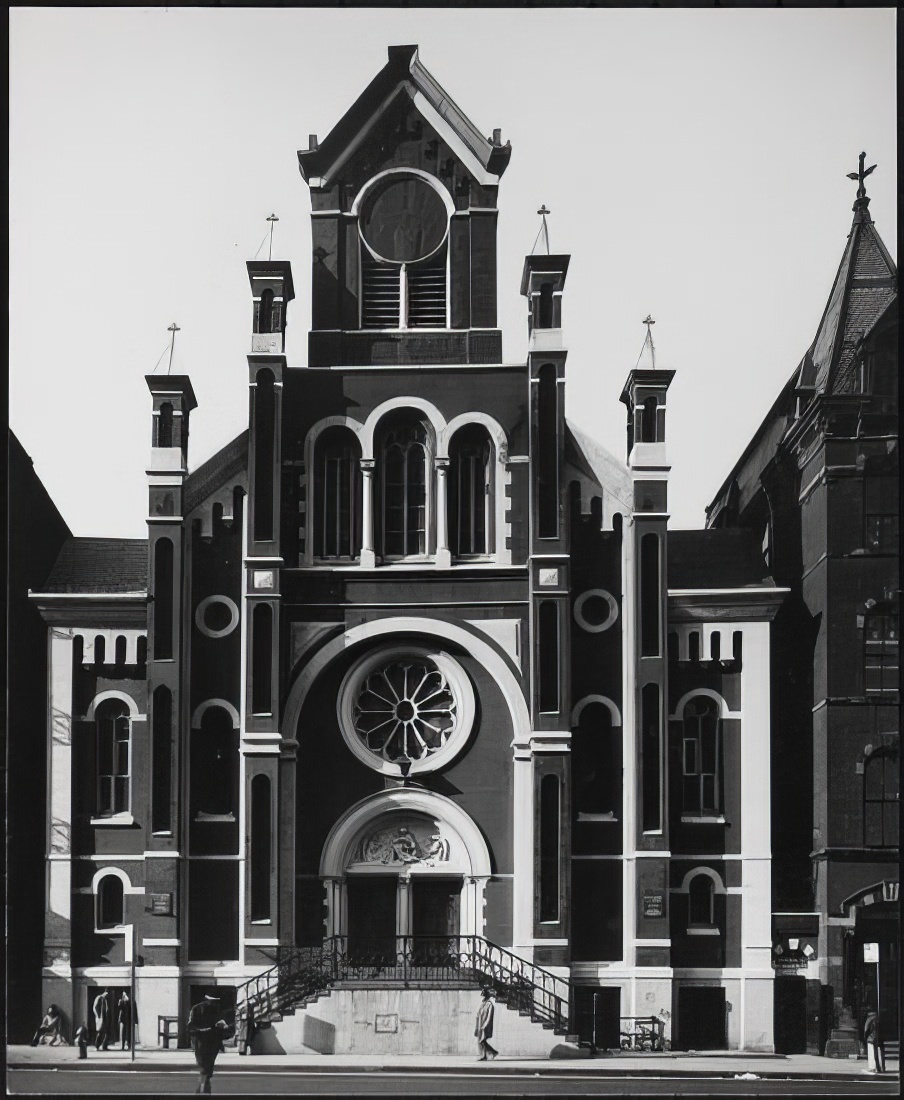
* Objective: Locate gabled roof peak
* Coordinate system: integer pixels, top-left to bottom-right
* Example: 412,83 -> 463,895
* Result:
298,44 -> 511,187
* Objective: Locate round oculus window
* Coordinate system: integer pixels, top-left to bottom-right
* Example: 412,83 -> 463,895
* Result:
573,589 -> 619,634
195,595 -> 240,639
358,175 -> 449,264
338,647 -> 474,776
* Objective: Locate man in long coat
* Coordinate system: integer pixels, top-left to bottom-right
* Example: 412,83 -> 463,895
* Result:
92,990 -> 111,1050
475,987 -> 498,1060
187,993 -> 232,1094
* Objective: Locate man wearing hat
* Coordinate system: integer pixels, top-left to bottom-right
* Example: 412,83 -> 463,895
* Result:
187,993 -> 232,1094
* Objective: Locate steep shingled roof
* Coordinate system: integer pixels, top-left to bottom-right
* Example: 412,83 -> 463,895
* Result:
798,197 -> 897,395
40,538 -> 148,594
297,44 -> 512,185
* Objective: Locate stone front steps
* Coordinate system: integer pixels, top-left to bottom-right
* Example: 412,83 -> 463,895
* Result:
252,983 -> 586,1058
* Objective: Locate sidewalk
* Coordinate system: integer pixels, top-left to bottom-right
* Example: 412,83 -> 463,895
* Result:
8,1044 -> 899,1080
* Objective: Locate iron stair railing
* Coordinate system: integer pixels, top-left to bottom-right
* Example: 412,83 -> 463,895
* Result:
229,935 -> 571,1045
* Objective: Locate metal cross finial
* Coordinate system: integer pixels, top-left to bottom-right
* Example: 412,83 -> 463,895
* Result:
537,204 -> 551,218
533,205 -> 551,256
166,323 -> 180,376
266,213 -> 279,261
641,315 -> 656,370
846,152 -> 876,200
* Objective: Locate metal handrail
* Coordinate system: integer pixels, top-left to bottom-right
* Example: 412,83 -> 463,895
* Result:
229,935 -> 570,1041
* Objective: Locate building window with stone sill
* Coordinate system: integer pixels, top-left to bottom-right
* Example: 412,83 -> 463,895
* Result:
863,610 -> 899,699
687,874 -> 718,935
449,426 -> 493,560
313,428 -> 362,562
681,697 -> 722,817
95,874 -> 125,931
377,417 -> 434,561
863,743 -> 899,848
95,700 -> 131,820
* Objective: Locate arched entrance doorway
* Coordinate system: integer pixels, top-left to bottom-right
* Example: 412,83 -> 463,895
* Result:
320,789 -> 491,964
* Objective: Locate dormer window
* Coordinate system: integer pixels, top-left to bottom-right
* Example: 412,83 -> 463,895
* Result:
358,171 -> 451,330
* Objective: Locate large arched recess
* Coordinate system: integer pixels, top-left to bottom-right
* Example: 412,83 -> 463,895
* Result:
282,616 -> 529,745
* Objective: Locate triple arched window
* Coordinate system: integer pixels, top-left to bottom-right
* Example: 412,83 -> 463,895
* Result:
309,415 -> 497,564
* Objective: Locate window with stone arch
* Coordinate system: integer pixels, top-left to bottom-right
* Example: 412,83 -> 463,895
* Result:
687,872 -> 716,928
449,424 -> 493,558
681,695 -> 722,817
190,706 -> 239,821
377,413 -> 435,559
96,873 -> 125,930
313,426 -> 362,560
95,699 -> 131,818
863,743 -> 899,848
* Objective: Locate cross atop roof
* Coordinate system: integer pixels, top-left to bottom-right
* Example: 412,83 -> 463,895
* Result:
846,151 -> 876,201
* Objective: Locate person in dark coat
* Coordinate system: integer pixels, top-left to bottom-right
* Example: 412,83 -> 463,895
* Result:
863,1010 -> 885,1073
475,987 -> 498,1060
92,990 -> 111,1050
187,994 -> 232,1094
117,991 -> 135,1050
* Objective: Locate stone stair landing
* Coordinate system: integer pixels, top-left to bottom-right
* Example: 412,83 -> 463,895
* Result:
253,985 -> 584,1057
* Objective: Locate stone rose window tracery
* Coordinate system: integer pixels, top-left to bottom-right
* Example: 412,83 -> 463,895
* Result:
339,647 -> 475,775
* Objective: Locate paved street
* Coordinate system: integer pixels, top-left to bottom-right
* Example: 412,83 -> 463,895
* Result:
7,1047 -> 899,1096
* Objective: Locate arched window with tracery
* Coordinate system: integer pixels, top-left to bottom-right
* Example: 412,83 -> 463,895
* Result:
95,699 -> 131,818
682,696 -> 722,817
378,415 -> 433,559
449,426 -> 493,557
314,427 -> 362,560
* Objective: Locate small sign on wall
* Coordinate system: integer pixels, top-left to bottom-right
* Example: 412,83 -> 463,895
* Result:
148,893 -> 173,915
374,1014 -> 399,1033
642,892 -> 665,918
863,942 -> 879,963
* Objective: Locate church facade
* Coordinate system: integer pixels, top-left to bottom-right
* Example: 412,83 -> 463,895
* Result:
23,46 -> 895,1056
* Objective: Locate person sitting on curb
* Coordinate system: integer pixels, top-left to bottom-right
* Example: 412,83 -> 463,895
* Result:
31,1005 -> 64,1046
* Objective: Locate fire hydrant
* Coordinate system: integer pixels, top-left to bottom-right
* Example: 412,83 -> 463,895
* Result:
73,1026 -> 88,1059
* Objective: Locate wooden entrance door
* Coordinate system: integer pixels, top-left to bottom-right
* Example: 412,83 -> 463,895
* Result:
346,878 -> 396,964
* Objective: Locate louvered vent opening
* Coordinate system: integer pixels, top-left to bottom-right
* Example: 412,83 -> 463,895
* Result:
407,253 -> 447,328
362,258 -> 401,328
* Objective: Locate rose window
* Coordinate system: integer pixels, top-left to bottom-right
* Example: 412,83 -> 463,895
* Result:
339,647 -> 475,775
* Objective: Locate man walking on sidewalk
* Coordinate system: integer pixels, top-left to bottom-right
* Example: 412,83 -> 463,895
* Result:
475,987 -> 498,1061
187,993 -> 232,1094
863,1010 -> 885,1074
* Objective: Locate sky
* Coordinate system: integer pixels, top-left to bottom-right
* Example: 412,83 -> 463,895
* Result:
9,6 -> 897,538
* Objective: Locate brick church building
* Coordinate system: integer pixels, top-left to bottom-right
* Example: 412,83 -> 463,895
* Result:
15,45 -> 897,1055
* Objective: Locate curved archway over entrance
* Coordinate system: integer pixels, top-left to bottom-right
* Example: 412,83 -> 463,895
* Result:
320,789 -> 491,946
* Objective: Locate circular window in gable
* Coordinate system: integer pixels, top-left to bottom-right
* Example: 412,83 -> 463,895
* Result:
338,646 -> 475,776
195,595 -> 240,639
359,174 -> 449,264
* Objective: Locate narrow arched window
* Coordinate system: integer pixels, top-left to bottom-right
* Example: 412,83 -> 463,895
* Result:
688,875 -> 715,927
641,397 -> 658,443
153,537 -> 174,660
252,604 -> 273,714
538,364 -> 559,538
191,707 -> 239,820
449,426 -> 492,557
640,534 -> 660,657
253,370 -> 275,542
156,403 -> 174,448
379,417 -> 431,558
151,686 -> 172,833
641,683 -> 661,832
863,744 -> 899,847
574,703 -> 618,818
97,874 -> 124,929
95,700 -> 131,817
250,775 -> 272,921
314,428 -> 361,560
682,697 -> 722,816
538,601 -> 560,713
256,289 -> 275,334
538,283 -> 554,329
539,774 -> 561,922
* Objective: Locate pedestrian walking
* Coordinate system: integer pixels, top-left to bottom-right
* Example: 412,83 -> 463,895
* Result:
187,993 -> 232,1094
863,1010 -> 885,1073
117,990 -> 135,1050
92,990 -> 111,1050
475,987 -> 498,1061
30,1004 -> 64,1046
